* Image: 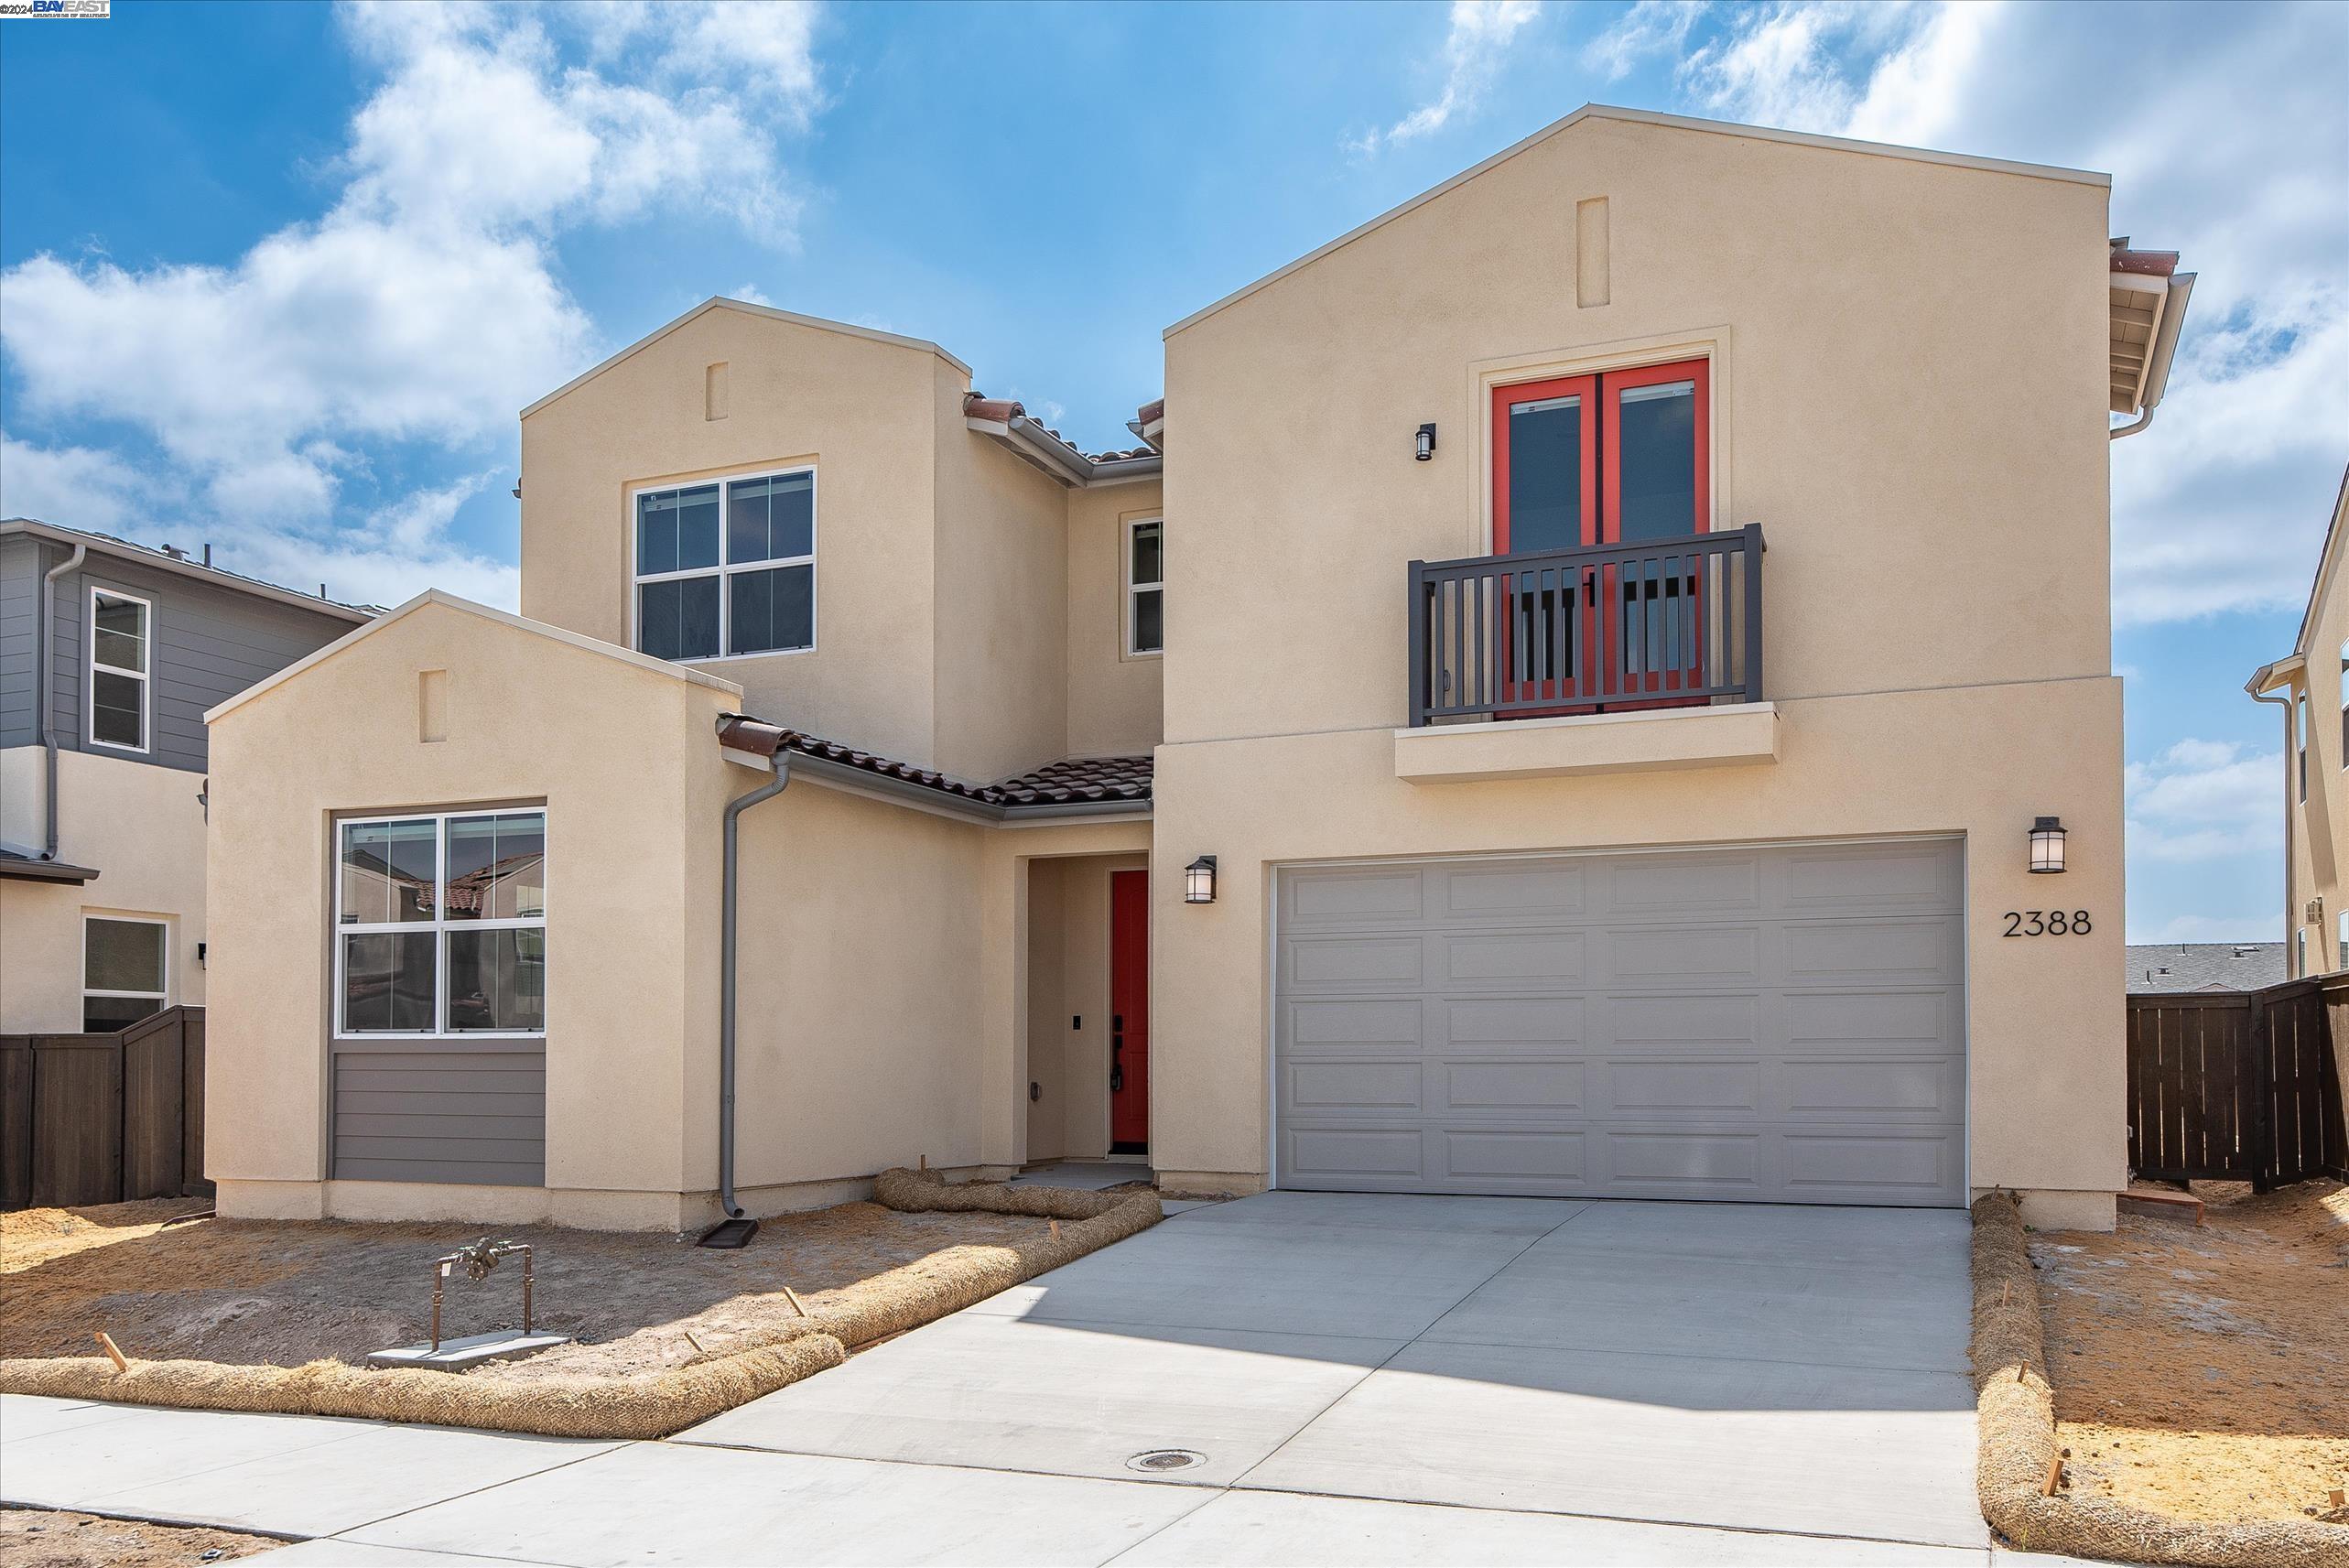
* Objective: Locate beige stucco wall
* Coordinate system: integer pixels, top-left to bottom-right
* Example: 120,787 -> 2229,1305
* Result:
1065,481 -> 1165,759
2279,495 -> 2349,976
519,308 -> 947,768
1153,116 -> 2123,1225
0,747 -> 210,1033
931,357 -> 1074,784
204,600 -> 738,1228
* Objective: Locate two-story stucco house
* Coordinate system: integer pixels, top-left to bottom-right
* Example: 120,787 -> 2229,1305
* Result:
200,107 -> 2192,1234
2248,469 -> 2349,977
0,520 -> 371,1034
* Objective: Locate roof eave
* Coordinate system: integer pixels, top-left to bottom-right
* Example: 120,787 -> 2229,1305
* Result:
0,519 -> 375,625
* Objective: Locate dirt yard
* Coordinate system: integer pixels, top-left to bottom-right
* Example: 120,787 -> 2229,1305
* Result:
0,1195 -> 1060,1382
2030,1179 -> 2349,1526
0,1508 -> 278,1568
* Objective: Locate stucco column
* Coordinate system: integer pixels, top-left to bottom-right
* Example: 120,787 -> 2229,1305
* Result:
977,850 -> 1030,1173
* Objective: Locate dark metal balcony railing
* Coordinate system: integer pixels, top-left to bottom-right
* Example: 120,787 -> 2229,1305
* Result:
1408,524 -> 1764,727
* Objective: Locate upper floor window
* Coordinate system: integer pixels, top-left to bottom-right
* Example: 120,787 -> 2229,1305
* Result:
2298,694 -> 2311,801
1492,357 -> 1709,554
632,468 -> 815,663
337,809 -> 547,1038
1127,518 -> 1163,656
88,587 -> 150,753
2338,640 -> 2345,763
84,914 -> 168,1032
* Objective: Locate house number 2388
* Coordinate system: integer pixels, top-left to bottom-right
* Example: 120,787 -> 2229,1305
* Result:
2002,910 -> 2091,936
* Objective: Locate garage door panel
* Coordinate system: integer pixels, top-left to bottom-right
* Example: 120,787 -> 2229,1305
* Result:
1781,842 -> 1963,914
1605,852 -> 1763,916
1277,841 -> 1966,1207
1441,1128 -> 1586,1182
1441,997 -> 1586,1047
1440,861 -> 1588,920
1784,989 -> 1952,1045
1438,1059 -> 1586,1111
1608,925 -> 1762,983
1439,930 -> 1587,984
1285,934 -> 1426,988
1781,918 -> 1959,984
1284,1059 -> 1425,1114
1288,998 -> 1426,1051
1781,1058 -> 1963,1117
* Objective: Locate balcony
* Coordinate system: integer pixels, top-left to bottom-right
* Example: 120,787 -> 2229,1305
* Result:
1397,524 -> 1772,784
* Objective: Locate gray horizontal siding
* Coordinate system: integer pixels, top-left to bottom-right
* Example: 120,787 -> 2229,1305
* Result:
330,1047 -> 546,1186
2,537 -> 356,773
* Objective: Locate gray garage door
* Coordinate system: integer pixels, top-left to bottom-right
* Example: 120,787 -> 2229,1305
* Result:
1274,841 -> 1965,1206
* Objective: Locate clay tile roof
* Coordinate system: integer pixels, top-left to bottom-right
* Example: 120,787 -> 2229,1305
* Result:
963,394 -> 1024,422
742,723 -> 1152,812
2109,238 -> 2180,277
965,391 -> 1160,467
1135,398 -> 1164,427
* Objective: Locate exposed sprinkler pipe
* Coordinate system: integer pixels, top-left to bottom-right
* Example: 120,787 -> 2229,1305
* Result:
38,541 -> 88,860
714,717 -> 793,1231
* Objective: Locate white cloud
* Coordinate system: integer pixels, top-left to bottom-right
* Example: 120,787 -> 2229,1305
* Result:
0,438 -> 165,537
1584,1 -> 1705,82
2125,738 -> 2284,864
0,0 -> 824,595
2138,913 -> 2282,945
1358,0 -> 1542,153
1669,1 -> 2348,625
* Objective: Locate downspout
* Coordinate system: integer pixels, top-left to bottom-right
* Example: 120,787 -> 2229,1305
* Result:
708,714 -> 793,1243
38,541 -> 88,859
2247,676 -> 2297,970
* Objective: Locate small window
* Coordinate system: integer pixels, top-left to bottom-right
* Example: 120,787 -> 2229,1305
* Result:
88,588 -> 150,752
2299,695 -> 2311,802
1126,518 -> 1164,656
83,915 -> 168,1032
2297,927 -> 2310,979
2338,640 -> 2346,764
337,809 -> 547,1037
2337,909 -> 2346,973
633,469 -> 815,662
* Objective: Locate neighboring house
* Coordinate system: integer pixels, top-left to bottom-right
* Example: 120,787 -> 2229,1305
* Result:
202,105 -> 2190,1233
2248,470 -> 2349,979
0,520 -> 372,1034
2126,943 -> 2288,994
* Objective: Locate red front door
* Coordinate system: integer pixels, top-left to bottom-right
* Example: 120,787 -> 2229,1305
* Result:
1491,357 -> 1709,708
1109,870 -> 1150,1151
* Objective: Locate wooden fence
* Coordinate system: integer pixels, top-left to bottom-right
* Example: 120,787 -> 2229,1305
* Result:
0,1006 -> 208,1211
2126,979 -> 2348,1190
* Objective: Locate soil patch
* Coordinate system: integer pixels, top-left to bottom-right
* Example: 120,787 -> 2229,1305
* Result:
0,1198 -> 1055,1379
0,1508 -> 278,1568
2030,1179 -> 2349,1525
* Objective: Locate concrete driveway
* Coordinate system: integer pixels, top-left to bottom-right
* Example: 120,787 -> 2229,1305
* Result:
3,1190 -> 1995,1564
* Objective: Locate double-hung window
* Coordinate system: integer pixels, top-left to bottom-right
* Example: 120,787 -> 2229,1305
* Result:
88,587 -> 150,752
1126,518 -> 1163,655
633,468 -> 815,662
337,810 -> 547,1037
83,915 -> 168,1032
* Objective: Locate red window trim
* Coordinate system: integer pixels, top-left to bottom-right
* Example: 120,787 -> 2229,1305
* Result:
1490,356 -> 1711,550
1490,373 -> 1597,557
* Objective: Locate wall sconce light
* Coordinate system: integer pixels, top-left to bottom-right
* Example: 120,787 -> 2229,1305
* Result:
1185,854 -> 1218,904
2029,816 -> 2066,874
1414,423 -> 1436,461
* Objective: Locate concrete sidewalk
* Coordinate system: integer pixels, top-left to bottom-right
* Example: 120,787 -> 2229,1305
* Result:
2,1190 -> 2042,1565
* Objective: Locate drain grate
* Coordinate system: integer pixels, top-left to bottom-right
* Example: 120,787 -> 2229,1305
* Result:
1125,1448 -> 1207,1474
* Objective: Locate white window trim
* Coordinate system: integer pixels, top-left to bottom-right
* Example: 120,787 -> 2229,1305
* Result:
627,464 -> 818,665
86,584 -> 152,755
83,913 -> 169,1028
1124,515 -> 1164,659
333,807 -> 548,1042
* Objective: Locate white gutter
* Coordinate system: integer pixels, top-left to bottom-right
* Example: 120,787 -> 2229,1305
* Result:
38,539 -> 88,860
963,416 -> 1164,488
2112,272 -> 2195,441
2247,655 -> 2305,964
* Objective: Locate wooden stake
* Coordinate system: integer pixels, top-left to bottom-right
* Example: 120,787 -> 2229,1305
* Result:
1048,1217 -> 1062,1240
919,1153 -> 927,1172
2017,1359 -> 2029,1383
782,1284 -> 808,1318
2040,1455 -> 2064,1497
2330,1489 -> 2344,1509
1999,1281 -> 2011,1307
683,1330 -> 706,1357
92,1332 -> 127,1373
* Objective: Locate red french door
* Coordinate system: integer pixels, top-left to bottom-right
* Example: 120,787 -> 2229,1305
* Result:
1109,870 -> 1150,1152
1491,357 -> 1709,709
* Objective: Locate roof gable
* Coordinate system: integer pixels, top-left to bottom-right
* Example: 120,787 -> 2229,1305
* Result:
1165,104 -> 2109,339
521,297 -> 973,420
202,589 -> 742,725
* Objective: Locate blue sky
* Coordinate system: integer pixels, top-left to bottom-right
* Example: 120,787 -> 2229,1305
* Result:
3,1 -> 2344,941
